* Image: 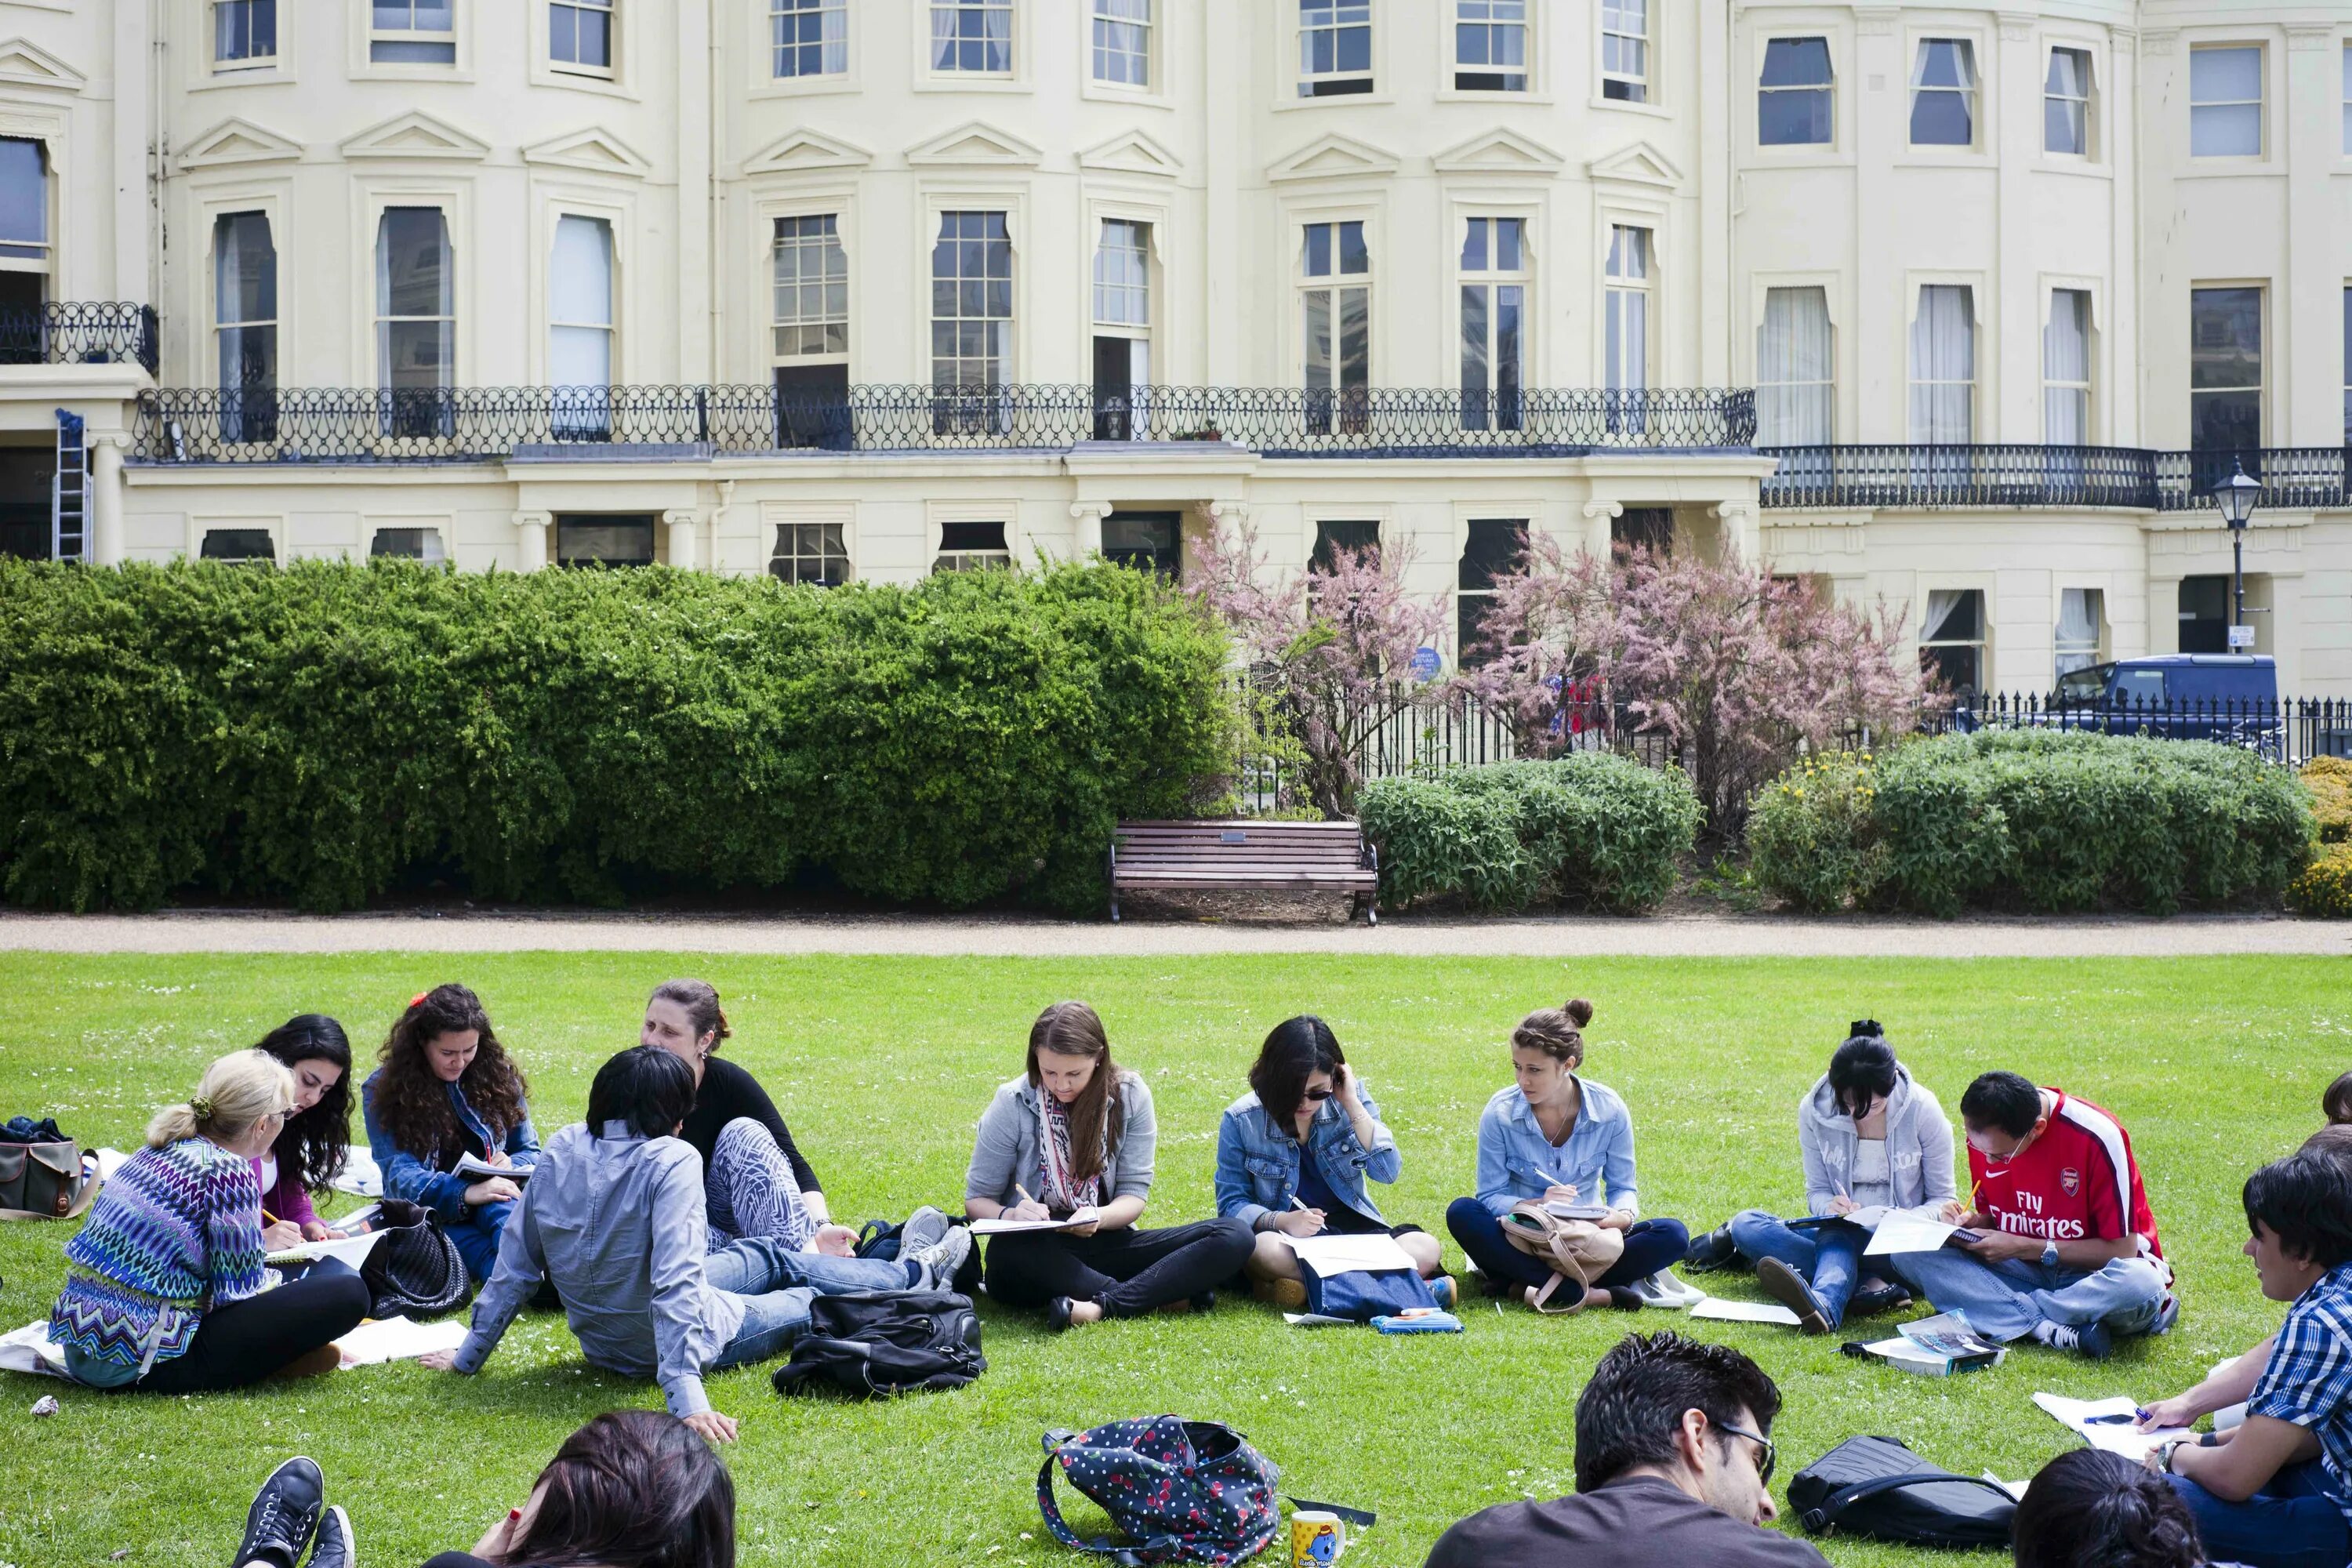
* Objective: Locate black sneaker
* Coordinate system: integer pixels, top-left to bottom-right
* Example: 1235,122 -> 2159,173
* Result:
231,1457 -> 325,1568
2043,1319 -> 2113,1360
1848,1281 -> 1914,1318
307,1506 -> 354,1568
1755,1258 -> 1832,1335
1681,1224 -> 1742,1274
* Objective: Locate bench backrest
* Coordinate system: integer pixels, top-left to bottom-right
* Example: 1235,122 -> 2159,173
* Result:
1114,820 -> 1365,869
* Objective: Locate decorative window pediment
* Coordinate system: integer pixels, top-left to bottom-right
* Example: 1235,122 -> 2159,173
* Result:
742,128 -> 874,176
1433,128 -> 1566,175
178,117 -> 304,171
1586,140 -> 1684,189
1077,128 -> 1183,179
339,111 -> 490,162
905,121 -> 1044,168
1265,132 -> 1400,183
522,129 -> 652,179
0,38 -> 85,92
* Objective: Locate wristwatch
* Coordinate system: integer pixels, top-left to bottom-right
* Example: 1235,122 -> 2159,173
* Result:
2041,1240 -> 2060,1268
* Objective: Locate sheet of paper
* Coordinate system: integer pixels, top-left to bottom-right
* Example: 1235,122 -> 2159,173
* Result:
336,1315 -> 469,1367
333,1146 -> 383,1197
969,1217 -> 1091,1236
2034,1392 -> 2188,1461
267,1229 -> 387,1269
451,1154 -> 532,1182
1981,1472 -> 2031,1501
1689,1297 -> 1803,1326
0,1319 -> 68,1378
1865,1214 -> 1962,1255
94,1146 -> 133,1181
1541,1203 -> 1612,1221
1274,1232 -> 1419,1275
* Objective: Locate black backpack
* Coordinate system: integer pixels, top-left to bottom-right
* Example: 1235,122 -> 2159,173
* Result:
771,1291 -> 985,1399
1787,1436 -> 2017,1549
360,1199 -> 475,1321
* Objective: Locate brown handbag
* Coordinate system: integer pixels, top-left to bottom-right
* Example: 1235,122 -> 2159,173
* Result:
1500,1201 -> 1627,1314
0,1142 -> 99,1221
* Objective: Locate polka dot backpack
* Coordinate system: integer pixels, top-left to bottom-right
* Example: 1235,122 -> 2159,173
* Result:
1036,1415 -> 1281,1566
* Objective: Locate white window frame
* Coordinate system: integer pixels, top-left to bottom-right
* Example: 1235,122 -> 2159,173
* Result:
772,212 -> 848,367
2189,43 -> 2265,160
765,503 -> 855,586
1603,223 -> 1653,394
1298,217 -> 1373,417
1756,34 -> 1835,149
1458,216 -> 1530,431
372,202 -> 456,404
928,0 -> 1016,78
548,212 -> 615,393
190,513 -> 286,567
1918,586 -> 1989,695
2042,286 -> 2093,445
2043,45 -> 2092,158
1755,282 -> 1835,446
1090,0 -> 1152,91
365,514 -> 453,564
0,134 -> 53,281
2342,42 -> 2350,158
1450,1 -> 1530,96
1454,513 -> 1530,666
1907,37 -> 1978,151
2189,282 -> 2267,452
212,210 -> 279,432
928,502 -> 1018,574
1907,279 -> 1978,444
929,207 -> 1016,416
367,0 -> 460,70
1296,1 -> 1374,99
213,0 -> 278,71
548,0 -> 615,79
2055,586 -> 2107,677
1599,0 -> 1650,105
760,0 -> 852,93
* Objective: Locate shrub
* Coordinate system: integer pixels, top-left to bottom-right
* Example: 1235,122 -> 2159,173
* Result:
2288,843 -> 2352,917
1746,730 -> 2314,916
1359,754 -> 1699,913
2305,758 -> 2352,844
0,559 -> 1237,914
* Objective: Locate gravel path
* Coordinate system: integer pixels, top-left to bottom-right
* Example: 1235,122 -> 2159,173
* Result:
2,909 -> 2344,958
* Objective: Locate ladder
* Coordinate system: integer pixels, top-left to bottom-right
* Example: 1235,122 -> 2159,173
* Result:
51,408 -> 86,562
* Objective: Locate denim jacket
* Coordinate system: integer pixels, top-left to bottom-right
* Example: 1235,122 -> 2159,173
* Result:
1473,1079 -> 1639,1218
964,1073 -> 1156,1210
362,1068 -> 542,1225
1214,1084 -> 1402,1230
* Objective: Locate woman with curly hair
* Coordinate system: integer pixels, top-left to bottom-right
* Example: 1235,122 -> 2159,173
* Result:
361,984 -> 540,1283
250,1014 -> 355,1243
2014,1448 -> 2207,1568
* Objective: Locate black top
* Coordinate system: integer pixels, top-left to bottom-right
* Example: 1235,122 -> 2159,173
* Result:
676,1054 -> 822,1196
1424,1476 -> 1829,1568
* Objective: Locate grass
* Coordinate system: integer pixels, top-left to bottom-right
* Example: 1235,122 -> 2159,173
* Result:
1,952 -> 2342,1568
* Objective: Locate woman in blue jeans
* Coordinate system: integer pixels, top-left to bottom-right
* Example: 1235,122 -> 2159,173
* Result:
1443,998 -> 1690,1312
1682,1022 -> 1955,1334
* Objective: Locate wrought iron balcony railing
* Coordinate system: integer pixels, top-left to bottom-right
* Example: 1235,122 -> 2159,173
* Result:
1760,444 -> 2352,512
132,383 -> 1758,463
0,303 -> 158,376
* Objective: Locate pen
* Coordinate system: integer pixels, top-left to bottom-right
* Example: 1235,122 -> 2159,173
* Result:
1290,1195 -> 1311,1211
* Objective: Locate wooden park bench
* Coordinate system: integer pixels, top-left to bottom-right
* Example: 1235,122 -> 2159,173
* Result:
1108,819 -> 1380,924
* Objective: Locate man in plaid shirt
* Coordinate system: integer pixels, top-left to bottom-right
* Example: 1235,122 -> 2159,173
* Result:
2153,1149 -> 2352,1568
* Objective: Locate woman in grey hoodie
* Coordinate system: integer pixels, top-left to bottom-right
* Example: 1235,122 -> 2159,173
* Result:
1684,1023 -> 1957,1333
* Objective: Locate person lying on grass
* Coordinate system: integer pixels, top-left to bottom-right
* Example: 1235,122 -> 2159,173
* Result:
421,1044 -> 970,1443
965,1000 -> 1252,1332
222,1409 -> 732,1568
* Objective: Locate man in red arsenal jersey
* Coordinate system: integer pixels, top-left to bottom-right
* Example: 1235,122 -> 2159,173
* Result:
1886,1071 -> 2175,1359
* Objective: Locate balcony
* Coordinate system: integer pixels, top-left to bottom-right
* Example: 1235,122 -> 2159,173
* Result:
0,303 -> 158,376
132,383 -> 1758,464
1759,444 -> 2352,512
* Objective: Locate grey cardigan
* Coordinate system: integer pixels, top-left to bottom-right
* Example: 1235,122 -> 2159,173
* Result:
964,1073 -> 1156,1210
1798,1064 -> 1958,1219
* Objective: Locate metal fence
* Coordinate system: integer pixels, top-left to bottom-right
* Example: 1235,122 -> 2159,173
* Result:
1760,443 -> 2352,512
1935,692 -> 2352,765
0,303 -> 158,375
132,382 -> 1758,464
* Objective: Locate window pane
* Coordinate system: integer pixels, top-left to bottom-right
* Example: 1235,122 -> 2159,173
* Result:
1460,285 -> 1489,396
214,212 -> 276,326
377,209 -> 452,317
550,216 -> 612,327
1760,36 -> 1830,87
1758,285 -> 1831,445
1496,219 -> 1522,271
1338,221 -> 1367,275
1305,223 -> 1331,278
2189,288 -> 2262,390
1461,217 -> 1487,273
2191,103 -> 2261,157
2190,45 -> 2260,103
0,140 -> 45,249
1458,517 -> 1525,590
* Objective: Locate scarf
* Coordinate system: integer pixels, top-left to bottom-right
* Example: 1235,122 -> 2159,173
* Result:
1036,1093 -> 1104,1216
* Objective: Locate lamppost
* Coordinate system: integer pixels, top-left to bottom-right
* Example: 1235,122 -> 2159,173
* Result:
2212,459 -> 2260,638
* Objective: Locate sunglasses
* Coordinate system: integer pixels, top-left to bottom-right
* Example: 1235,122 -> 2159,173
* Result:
1716,1421 -> 1777,1486
1302,1087 -> 1334,1104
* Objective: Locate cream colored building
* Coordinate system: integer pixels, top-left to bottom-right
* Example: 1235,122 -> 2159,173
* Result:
0,0 -> 2347,694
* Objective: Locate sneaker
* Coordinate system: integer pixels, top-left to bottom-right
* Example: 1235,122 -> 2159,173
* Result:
1681,1224 -> 1742,1274
307,1506 -> 355,1568
1631,1270 -> 1706,1309
1251,1276 -> 1308,1311
1428,1275 -> 1458,1310
2153,1293 -> 2180,1336
902,1221 -> 973,1291
1755,1258 -> 1833,1335
2042,1319 -> 2113,1360
897,1205 -> 951,1259
1848,1281 -> 1914,1318
231,1457 -> 325,1568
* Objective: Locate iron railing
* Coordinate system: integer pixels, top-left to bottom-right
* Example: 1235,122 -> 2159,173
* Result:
132,383 -> 1759,464
1762,444 -> 2352,512
0,303 -> 158,376
1938,692 -> 2352,766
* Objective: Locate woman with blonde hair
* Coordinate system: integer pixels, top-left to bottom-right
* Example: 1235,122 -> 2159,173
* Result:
49,1050 -> 370,1391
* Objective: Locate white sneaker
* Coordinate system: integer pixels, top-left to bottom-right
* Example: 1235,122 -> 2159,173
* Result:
1630,1270 -> 1705,1309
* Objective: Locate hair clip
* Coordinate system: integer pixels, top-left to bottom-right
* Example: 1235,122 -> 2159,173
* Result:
1847,1019 -> 1883,1039
408,991 -> 429,1009
187,1095 -> 214,1119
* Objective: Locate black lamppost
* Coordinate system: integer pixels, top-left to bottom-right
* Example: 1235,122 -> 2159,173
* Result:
2212,459 -> 2260,635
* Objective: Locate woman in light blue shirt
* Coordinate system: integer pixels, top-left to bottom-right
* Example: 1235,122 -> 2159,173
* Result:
1214,1015 -> 1450,1309
1443,998 -> 1690,1312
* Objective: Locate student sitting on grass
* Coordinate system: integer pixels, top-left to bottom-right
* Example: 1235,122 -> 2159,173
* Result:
49,1050 -> 369,1392
2013,1448 -> 2206,1568
1886,1070 -> 2173,1359
1423,1330 -> 1827,1567
1217,1014 -> 1452,1309
361,983 -> 541,1284
222,1409 -> 731,1568
2148,1149 -> 2352,1568
642,978 -> 844,1250
1684,1022 -> 1951,1333
1443,999 -> 1689,1313
250,1014 -> 356,1244
966,1001 -> 1252,1332
2325,1070 -> 2352,1127
423,1045 -> 970,1443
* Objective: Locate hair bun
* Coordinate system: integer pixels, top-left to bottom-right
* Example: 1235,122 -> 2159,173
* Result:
1564,998 -> 1595,1029
1848,1018 -> 1883,1039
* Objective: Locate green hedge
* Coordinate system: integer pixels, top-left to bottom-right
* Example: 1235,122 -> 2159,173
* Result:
0,559 -> 1237,913
1748,730 -> 2315,916
1359,755 -> 1700,913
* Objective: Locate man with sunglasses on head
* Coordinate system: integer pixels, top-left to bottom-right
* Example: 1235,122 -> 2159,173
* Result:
1425,1331 -> 1825,1567
1886,1070 -> 2174,1360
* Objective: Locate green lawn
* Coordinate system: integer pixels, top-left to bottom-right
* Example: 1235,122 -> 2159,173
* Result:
1,953 -> 2340,1568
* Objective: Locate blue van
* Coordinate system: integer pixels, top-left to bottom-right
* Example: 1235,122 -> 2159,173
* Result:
2045,654 -> 2280,753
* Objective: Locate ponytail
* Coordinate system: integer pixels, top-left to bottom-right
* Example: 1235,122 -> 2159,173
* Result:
146,1050 -> 295,1150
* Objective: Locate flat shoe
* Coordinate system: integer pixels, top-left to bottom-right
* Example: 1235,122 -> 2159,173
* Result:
1045,1296 -> 1076,1334
1755,1257 -> 1833,1335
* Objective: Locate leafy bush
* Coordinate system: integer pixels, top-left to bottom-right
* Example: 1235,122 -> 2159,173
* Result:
0,559 -> 1237,914
2288,842 -> 2352,917
2305,758 -> 2352,844
1359,754 -> 1700,913
1748,730 -> 2314,916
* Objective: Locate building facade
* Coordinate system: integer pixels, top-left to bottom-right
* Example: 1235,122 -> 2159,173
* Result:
2,0 -> 2347,693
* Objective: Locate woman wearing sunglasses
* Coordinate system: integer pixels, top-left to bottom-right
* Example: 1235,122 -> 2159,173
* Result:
1213,1014 -> 1451,1308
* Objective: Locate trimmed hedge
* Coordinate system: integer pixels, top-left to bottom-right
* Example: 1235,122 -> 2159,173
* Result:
2307,757 -> 2352,844
0,559 -> 1237,913
1359,755 -> 1700,913
1748,730 -> 2315,916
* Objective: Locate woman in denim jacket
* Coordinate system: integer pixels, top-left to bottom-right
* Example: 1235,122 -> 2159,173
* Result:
361,983 -> 541,1283
1443,998 -> 1692,1312
1214,1015 -> 1450,1309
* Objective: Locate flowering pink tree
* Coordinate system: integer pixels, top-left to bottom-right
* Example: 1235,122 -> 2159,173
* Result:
1466,535 -> 1929,837
1191,516 -> 1448,819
